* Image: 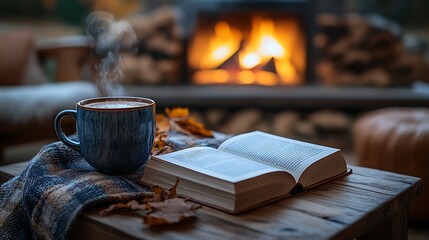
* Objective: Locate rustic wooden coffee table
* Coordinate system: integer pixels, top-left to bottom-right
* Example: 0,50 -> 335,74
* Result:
0,162 -> 422,240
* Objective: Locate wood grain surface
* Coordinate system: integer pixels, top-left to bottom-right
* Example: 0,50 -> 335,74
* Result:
0,163 -> 422,240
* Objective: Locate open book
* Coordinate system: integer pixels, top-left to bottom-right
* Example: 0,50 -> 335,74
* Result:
141,131 -> 348,213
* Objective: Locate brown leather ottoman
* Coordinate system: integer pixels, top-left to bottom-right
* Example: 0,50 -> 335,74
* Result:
353,107 -> 429,220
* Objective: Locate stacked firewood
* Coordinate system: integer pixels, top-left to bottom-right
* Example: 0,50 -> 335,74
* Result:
122,6 -> 183,85
315,13 -> 429,86
193,108 -> 353,142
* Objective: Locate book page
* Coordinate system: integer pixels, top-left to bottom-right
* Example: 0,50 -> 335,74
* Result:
218,131 -> 339,181
155,147 -> 281,183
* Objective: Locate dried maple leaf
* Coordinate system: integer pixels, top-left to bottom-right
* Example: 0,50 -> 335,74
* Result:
99,200 -> 148,216
152,132 -> 172,155
150,178 -> 178,202
100,180 -> 200,226
142,180 -> 200,226
156,114 -> 170,133
100,181 -> 178,216
152,146 -> 173,156
143,198 -> 201,226
171,117 -> 213,138
157,107 -> 213,139
168,179 -> 178,199
165,108 -> 189,118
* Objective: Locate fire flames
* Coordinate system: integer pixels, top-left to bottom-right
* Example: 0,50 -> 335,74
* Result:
189,16 -> 305,85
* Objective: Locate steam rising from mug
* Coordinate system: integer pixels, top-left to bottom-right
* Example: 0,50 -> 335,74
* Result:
86,11 -> 137,96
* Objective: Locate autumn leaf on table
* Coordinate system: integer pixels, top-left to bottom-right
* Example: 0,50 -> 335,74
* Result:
150,178 -> 178,202
143,198 -> 201,226
99,179 -> 200,226
143,179 -> 200,226
99,179 -> 178,216
99,200 -> 149,216
156,114 -> 170,133
171,117 -> 213,138
152,107 -> 214,154
165,107 -> 190,118
165,107 -> 213,138
151,131 -> 172,155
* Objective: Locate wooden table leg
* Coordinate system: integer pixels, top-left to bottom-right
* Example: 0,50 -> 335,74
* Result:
359,203 -> 409,240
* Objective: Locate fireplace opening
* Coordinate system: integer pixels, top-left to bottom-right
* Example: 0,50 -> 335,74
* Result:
177,0 -> 314,86
126,1 -> 429,89
187,9 -> 307,86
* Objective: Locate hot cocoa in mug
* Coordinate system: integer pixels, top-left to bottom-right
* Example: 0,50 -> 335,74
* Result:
54,97 -> 156,175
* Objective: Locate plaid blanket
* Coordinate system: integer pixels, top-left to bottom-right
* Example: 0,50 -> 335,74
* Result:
0,132 -> 228,240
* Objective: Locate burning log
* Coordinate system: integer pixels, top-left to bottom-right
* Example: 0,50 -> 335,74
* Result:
315,13 -> 429,86
217,48 -> 241,72
261,58 -> 277,74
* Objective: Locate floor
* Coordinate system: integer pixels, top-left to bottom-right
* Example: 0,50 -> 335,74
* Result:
409,224 -> 429,240
1,141 -> 429,238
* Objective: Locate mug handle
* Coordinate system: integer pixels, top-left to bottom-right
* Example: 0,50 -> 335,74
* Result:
54,110 -> 80,151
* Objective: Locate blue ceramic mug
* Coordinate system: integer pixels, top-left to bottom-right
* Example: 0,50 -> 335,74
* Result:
54,97 -> 156,175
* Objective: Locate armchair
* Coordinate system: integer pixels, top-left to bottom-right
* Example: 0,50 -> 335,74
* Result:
0,31 -> 99,159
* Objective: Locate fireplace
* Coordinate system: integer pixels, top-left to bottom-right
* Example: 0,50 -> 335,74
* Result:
181,0 -> 315,85
125,1 -> 429,110
188,12 -> 306,85
127,1 -> 429,89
